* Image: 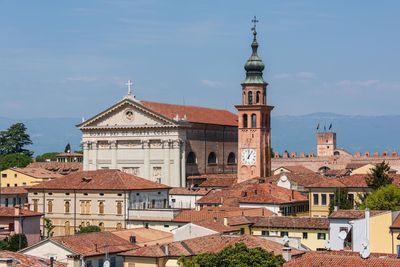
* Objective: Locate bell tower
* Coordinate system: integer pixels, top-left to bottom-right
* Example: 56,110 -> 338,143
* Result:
236,17 -> 273,183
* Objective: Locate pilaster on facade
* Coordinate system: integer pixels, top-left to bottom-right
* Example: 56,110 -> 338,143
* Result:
90,141 -> 98,170
109,140 -> 118,169
82,141 -> 90,170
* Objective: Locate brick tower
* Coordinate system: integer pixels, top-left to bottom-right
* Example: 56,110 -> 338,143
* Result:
317,132 -> 336,157
236,18 -> 273,183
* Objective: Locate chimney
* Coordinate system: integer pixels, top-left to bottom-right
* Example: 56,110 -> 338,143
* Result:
162,244 -> 169,256
291,190 -> 294,200
334,206 -> 338,212
129,235 -> 136,244
282,247 -> 292,262
223,217 -> 228,226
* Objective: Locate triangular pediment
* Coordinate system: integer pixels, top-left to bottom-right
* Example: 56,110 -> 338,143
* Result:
78,98 -> 178,129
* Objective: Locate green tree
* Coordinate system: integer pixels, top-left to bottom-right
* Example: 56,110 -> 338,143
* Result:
77,225 -> 101,234
359,185 -> 400,210
365,161 -> 393,190
0,123 -> 33,156
35,152 -> 58,162
0,153 -> 32,170
64,143 -> 71,153
44,218 -> 55,238
329,188 -> 353,213
7,234 -> 28,251
178,242 -> 284,267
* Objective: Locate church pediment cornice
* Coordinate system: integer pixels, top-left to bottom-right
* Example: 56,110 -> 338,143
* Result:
77,98 -> 179,129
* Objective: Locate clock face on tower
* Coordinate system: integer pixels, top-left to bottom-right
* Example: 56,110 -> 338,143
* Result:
241,149 -> 257,165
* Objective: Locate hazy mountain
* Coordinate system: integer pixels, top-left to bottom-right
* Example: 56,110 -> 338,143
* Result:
1,113 -> 399,156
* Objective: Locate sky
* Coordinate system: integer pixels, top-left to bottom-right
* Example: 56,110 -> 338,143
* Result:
1,0 -> 400,119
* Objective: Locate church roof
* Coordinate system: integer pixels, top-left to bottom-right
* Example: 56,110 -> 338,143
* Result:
141,101 -> 237,127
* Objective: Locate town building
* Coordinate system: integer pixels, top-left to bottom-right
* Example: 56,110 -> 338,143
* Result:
55,152 -> 83,163
120,233 -> 304,267
168,187 -> 210,209
0,250 -> 65,267
0,167 -> 62,188
20,231 -> 137,267
78,92 -> 238,187
0,186 -> 28,207
26,169 -> 172,236
0,206 -> 42,246
329,209 -> 400,254
389,213 -> 400,254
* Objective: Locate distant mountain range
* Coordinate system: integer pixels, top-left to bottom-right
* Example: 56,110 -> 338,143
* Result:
1,113 -> 399,156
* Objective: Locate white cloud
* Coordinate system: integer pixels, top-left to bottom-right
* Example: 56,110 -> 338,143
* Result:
201,79 -> 224,88
337,80 -> 380,87
273,72 -> 317,80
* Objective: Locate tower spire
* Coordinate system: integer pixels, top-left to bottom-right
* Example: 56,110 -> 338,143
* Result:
243,16 -> 265,85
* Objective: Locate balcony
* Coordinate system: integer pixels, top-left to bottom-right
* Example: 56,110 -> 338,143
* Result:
127,208 -> 180,221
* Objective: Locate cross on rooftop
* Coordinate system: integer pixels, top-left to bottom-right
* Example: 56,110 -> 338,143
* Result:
125,79 -> 133,96
251,16 -> 259,33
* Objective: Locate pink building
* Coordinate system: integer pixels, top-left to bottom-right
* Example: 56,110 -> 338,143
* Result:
0,206 -> 42,246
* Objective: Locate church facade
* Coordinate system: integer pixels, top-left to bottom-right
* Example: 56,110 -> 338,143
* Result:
78,94 -> 237,187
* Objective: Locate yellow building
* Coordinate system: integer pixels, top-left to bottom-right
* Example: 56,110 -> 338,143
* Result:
306,175 -> 372,217
247,216 -> 329,251
0,167 -> 62,187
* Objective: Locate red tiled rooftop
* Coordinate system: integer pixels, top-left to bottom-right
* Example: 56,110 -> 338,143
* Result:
265,172 -> 325,188
238,183 -> 308,204
142,101 -> 238,127
1,186 -> 28,195
194,220 -> 239,233
28,169 -> 170,191
275,165 -> 315,174
391,213 -> 400,229
121,234 -> 304,258
329,209 -> 389,219
0,250 -> 65,267
283,251 -> 399,267
27,162 -> 82,174
11,167 -> 63,179
0,206 -> 42,218
52,231 -> 138,257
248,216 -> 329,230
111,228 -> 173,247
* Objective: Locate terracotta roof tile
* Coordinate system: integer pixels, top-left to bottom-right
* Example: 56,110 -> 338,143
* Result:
111,228 -> 173,246
391,213 -> 400,229
238,183 -> 308,204
0,186 -> 28,195
249,216 -> 329,230
265,172 -> 326,188
141,101 -> 238,127
329,210 -> 390,220
0,206 -> 42,217
0,251 -> 65,267
28,169 -> 170,191
121,234 -> 304,258
275,165 -> 315,174
194,220 -> 239,233
283,251 -> 399,267
11,167 -> 63,179
52,231 -> 138,257
173,207 -> 273,223
27,162 -> 82,174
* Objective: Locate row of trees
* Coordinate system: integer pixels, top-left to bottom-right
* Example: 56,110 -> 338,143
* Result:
330,161 -> 399,212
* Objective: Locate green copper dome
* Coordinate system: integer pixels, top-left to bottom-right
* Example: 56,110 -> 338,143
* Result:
243,30 -> 266,85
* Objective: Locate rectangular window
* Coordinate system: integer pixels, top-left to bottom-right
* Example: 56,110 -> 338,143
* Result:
302,232 -> 308,239
47,200 -> 53,213
110,257 -> 116,267
261,230 -> 269,236
80,201 -> 91,214
98,201 -> 105,214
317,233 -> 326,240
1,173 -> 6,178
5,199 -> 8,207
98,258 -> 103,267
64,201 -> 70,213
321,194 -> 327,205
116,201 -> 123,215
240,228 -> 245,235
313,194 -> 319,205
14,174 -> 17,178
33,199 -> 38,212
280,231 -> 289,237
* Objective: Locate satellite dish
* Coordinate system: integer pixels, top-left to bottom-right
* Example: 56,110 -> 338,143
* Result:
360,249 -> 370,259
103,260 -> 110,267
280,175 -> 288,182
282,235 -> 289,246
338,231 -> 347,240
325,240 -> 331,250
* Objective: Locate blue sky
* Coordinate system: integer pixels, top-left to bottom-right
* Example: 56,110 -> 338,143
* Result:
1,0 -> 400,119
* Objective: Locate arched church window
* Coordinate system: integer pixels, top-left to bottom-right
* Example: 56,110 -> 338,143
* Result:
243,114 -> 248,128
186,152 -> 197,164
251,114 -> 257,128
207,152 -> 217,165
227,152 -> 236,165
248,91 -> 253,105
256,91 -> 261,103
